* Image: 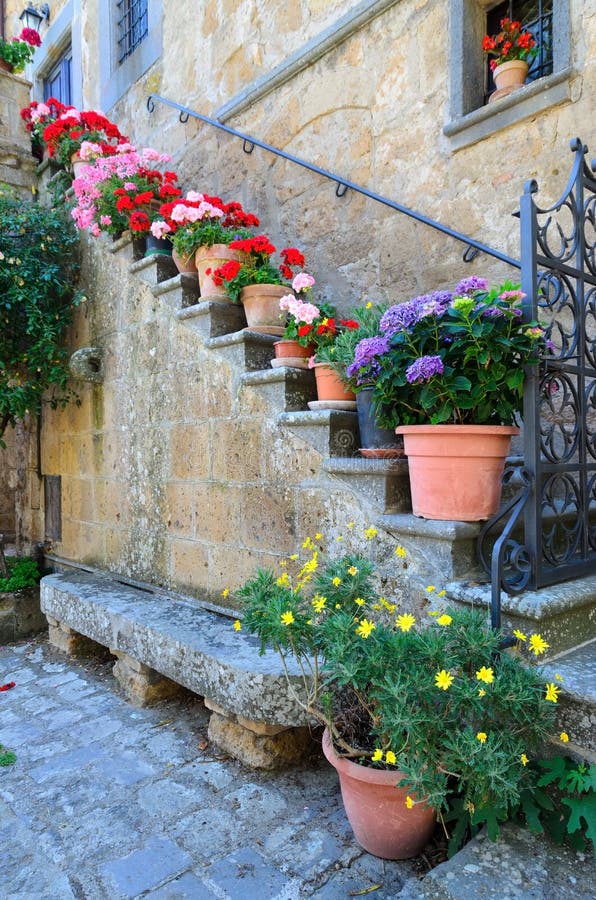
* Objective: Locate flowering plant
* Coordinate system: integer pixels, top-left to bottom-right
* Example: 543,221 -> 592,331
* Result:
70,145 -> 175,236
151,194 -> 259,261
235,534 -> 557,843
482,18 -> 538,70
0,28 -> 41,73
211,236 -> 306,304
278,274 -> 335,348
370,277 -> 551,428
20,97 -> 67,146
42,108 -> 127,167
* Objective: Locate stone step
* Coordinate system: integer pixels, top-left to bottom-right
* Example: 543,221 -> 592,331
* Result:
152,272 -> 200,311
239,366 -> 317,412
381,513 -> 484,583
130,252 -> 178,286
541,638 -> 596,758
278,409 -> 359,458
445,574 -> 596,658
204,330 -> 279,373
105,231 -> 144,262
324,457 -> 411,513
177,300 -> 247,339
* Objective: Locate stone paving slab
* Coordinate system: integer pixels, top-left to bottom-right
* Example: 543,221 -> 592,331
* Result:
1,636 -> 592,899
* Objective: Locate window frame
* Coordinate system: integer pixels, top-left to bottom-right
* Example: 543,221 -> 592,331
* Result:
98,0 -> 161,111
446,0 -> 572,148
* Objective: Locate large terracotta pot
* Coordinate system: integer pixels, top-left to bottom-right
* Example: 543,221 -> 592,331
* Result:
322,729 -> 436,860
240,283 -> 288,335
313,363 -> 356,403
492,59 -> 528,91
395,424 -> 519,521
195,244 -> 242,301
0,59 -> 12,73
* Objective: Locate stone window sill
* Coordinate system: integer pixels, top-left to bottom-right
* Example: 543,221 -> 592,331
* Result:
444,68 -> 575,151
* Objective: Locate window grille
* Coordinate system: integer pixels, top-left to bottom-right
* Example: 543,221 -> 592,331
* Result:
117,0 -> 148,63
486,0 -> 553,98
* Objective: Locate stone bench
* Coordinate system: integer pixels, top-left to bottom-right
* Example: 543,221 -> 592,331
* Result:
40,571 -> 313,768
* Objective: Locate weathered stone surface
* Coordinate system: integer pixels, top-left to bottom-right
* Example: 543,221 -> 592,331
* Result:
417,821 -> 595,899
0,587 -> 46,643
207,711 -> 314,769
40,571 -> 310,728
446,576 -> 596,657
47,620 -> 110,659
326,457 -> 411,513
279,409 -> 360,458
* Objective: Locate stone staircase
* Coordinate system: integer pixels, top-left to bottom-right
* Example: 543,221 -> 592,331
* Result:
71,232 -> 592,762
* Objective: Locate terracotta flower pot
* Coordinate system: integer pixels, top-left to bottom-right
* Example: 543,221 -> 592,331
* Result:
0,59 -> 12,73
492,59 -> 529,91
195,244 -> 242,301
395,424 -> 519,521
322,729 -> 436,860
240,283 -> 288,335
172,248 -> 198,276
313,363 -> 356,403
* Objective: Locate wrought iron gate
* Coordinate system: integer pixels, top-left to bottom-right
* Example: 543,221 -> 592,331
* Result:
480,139 -> 596,614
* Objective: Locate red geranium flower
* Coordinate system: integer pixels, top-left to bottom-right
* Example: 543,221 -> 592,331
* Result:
129,211 -> 151,232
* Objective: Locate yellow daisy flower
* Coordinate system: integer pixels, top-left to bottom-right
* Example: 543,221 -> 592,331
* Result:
521,753 -> 529,766
426,585 -> 436,593
555,673 -> 564,682
436,614 -> 452,627
332,577 -> 342,587
513,629 -> 526,642
221,588 -> 229,598
233,620 -> 241,632
478,688 -> 486,697
312,596 -> 327,613
371,748 -> 383,762
435,669 -> 454,691
545,682 -> 560,703
364,526 -> 377,539
529,633 -> 549,656
476,732 -> 487,744
394,545 -> 406,558
476,666 -> 494,684
354,597 -> 365,607
396,613 -> 416,632
347,566 -> 358,576
385,750 -> 396,765
405,796 -> 414,809
276,572 -> 290,587
356,619 -> 375,639
280,611 -> 295,626
559,732 -> 569,743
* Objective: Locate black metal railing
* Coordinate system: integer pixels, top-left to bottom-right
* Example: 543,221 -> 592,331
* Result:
479,138 -> 596,627
146,93 -> 520,270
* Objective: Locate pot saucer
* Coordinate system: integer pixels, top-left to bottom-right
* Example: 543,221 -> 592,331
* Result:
308,400 -> 357,411
270,357 -> 311,370
360,448 -> 405,459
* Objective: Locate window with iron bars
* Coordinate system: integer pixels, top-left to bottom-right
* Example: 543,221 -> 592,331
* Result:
117,0 -> 148,63
485,0 -> 553,101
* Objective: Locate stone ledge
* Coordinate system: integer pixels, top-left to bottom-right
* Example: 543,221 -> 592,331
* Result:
325,457 -> 411,513
279,409 -> 359,458
446,576 -> 596,658
40,571 -> 309,728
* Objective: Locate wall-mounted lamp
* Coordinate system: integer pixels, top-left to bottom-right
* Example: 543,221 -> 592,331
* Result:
19,4 -> 50,32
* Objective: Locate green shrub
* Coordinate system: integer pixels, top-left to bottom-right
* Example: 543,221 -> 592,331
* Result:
0,557 -> 41,592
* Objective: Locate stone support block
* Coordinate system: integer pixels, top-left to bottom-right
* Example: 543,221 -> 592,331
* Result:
47,618 -> 108,658
208,331 -> 279,372
204,696 -> 288,736
111,648 -> 184,706
207,710 -> 313,769
325,457 -> 411,513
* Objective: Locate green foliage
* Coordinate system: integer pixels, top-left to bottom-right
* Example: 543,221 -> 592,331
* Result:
0,37 -> 36,72
236,536 -> 557,841
516,755 -> 596,853
0,557 -> 41,592
0,745 -> 16,766
0,190 -> 82,444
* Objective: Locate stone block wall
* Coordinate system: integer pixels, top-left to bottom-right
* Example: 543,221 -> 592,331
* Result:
0,428 -> 17,540
0,68 -> 37,195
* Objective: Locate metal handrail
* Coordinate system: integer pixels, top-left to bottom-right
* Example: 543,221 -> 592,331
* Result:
147,93 -> 521,270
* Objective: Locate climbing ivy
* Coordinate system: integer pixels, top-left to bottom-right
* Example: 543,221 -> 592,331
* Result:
0,190 -> 82,446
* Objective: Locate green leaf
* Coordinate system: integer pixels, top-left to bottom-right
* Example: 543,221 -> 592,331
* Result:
563,793 -> 596,843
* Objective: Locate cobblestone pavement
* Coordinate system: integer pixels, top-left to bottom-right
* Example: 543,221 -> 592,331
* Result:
0,637 -> 424,899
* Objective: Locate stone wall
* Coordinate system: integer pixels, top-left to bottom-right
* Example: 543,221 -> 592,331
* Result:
0,68 -> 37,194
0,428 -> 17,541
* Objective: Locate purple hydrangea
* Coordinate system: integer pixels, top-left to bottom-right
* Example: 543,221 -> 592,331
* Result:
346,335 -> 390,384
481,305 -> 505,318
455,276 -> 488,296
380,291 -> 452,336
405,355 -> 444,384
